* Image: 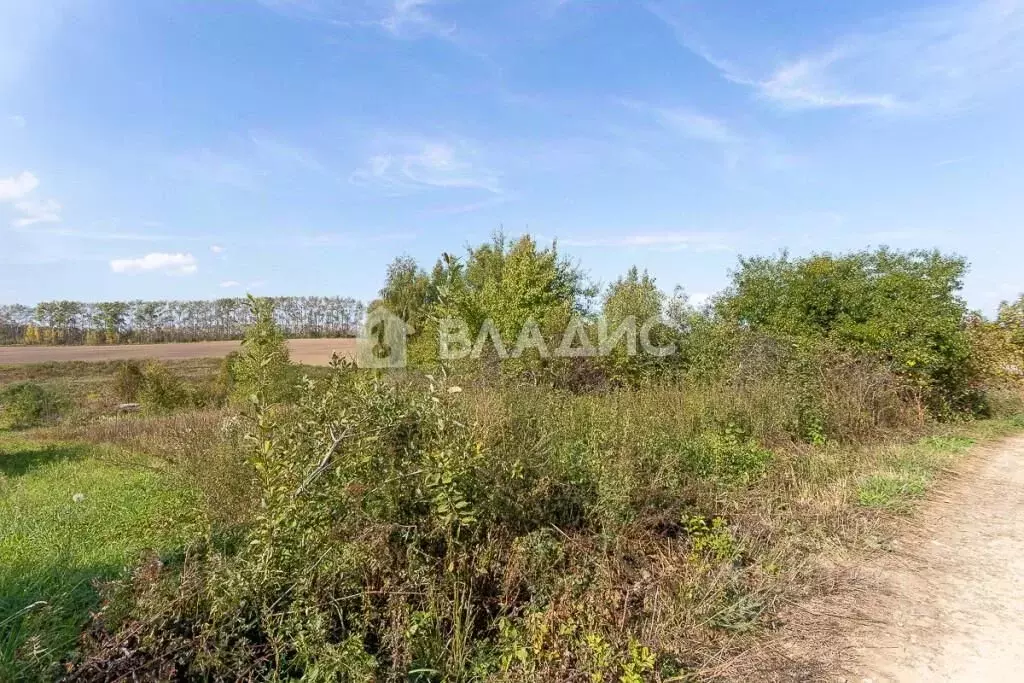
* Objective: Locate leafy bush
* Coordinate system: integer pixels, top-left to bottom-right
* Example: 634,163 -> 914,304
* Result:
0,382 -> 67,429
133,362 -> 227,413
229,296 -> 295,407
716,248 -> 975,415
137,362 -> 191,413
112,361 -> 145,403
77,351 -> 809,679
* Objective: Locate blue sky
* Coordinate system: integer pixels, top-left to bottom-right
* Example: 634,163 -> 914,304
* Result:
2,0 -> 1023,313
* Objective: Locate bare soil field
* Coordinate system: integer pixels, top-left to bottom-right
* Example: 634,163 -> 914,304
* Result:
0,338 -> 356,366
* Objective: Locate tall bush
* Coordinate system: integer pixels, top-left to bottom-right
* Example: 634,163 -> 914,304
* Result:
716,248 -> 974,414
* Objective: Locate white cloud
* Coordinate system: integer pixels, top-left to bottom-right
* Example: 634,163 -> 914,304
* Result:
8,115 -> 25,128
752,49 -> 903,111
351,137 -> 502,194
650,0 -> 1024,114
110,252 -> 198,275
219,280 -> 241,288
0,171 -> 39,202
12,198 -> 61,227
210,244 -> 225,254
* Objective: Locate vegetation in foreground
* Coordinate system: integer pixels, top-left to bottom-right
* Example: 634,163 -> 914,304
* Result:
0,437 -> 192,681
1,238 -> 1023,680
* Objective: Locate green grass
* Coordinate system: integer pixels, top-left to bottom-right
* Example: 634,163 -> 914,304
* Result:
854,423 -> 1019,512
0,434 -> 193,680
857,469 -> 930,510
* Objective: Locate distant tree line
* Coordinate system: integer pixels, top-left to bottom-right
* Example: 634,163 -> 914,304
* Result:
0,297 -> 365,345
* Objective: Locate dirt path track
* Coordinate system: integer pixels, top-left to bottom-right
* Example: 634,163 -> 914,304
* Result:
0,338 -> 356,366
843,435 -> 1024,681
753,436 -> 1024,681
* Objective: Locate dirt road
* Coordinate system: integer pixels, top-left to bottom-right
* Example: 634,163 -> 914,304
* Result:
843,435 -> 1024,681
0,338 -> 357,366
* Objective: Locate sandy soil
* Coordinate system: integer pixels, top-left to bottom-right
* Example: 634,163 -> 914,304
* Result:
842,435 -> 1024,682
0,338 -> 357,366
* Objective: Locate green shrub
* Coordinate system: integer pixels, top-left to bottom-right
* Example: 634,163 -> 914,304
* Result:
112,360 -> 145,403
717,248 -> 975,415
0,382 -> 67,429
230,296 -> 294,407
138,362 -> 191,413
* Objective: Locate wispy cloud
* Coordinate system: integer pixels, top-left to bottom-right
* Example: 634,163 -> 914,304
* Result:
560,231 -> 734,252
257,0 -> 456,40
110,252 -> 198,275
0,171 -> 39,202
249,131 -> 328,174
1,171 -> 64,228
219,280 -> 241,288
650,0 -> 1024,114
618,100 -> 799,171
381,0 -> 455,38
7,114 -> 25,128
621,100 -> 743,146
12,198 -> 61,227
351,136 -> 502,195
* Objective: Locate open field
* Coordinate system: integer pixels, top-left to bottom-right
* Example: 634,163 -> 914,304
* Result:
2,242 -> 1023,680
0,338 -> 356,366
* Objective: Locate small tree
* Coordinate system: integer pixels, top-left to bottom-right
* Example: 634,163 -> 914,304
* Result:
599,267 -> 675,385
231,295 -> 294,407
376,255 -> 435,329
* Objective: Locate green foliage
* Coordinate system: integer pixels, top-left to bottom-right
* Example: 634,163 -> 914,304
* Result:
230,295 -> 295,407
687,429 -> 774,485
376,254 -> 436,329
857,470 -> 929,510
135,361 -> 228,412
112,361 -> 145,403
421,233 -> 595,372
0,437 -> 192,680
685,515 -> 740,563
603,266 -> 663,326
138,362 -> 191,412
0,383 -> 67,429
998,294 -> 1024,351
717,248 -> 975,414
599,266 -> 681,386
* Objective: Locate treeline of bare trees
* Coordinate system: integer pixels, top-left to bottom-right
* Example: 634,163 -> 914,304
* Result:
0,297 -> 365,346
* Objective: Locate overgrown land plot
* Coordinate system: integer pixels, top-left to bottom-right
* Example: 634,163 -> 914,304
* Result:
1,238 -> 1023,681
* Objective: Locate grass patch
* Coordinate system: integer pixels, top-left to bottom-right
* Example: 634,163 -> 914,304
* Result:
857,469 -> 930,510
0,435 -> 193,680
